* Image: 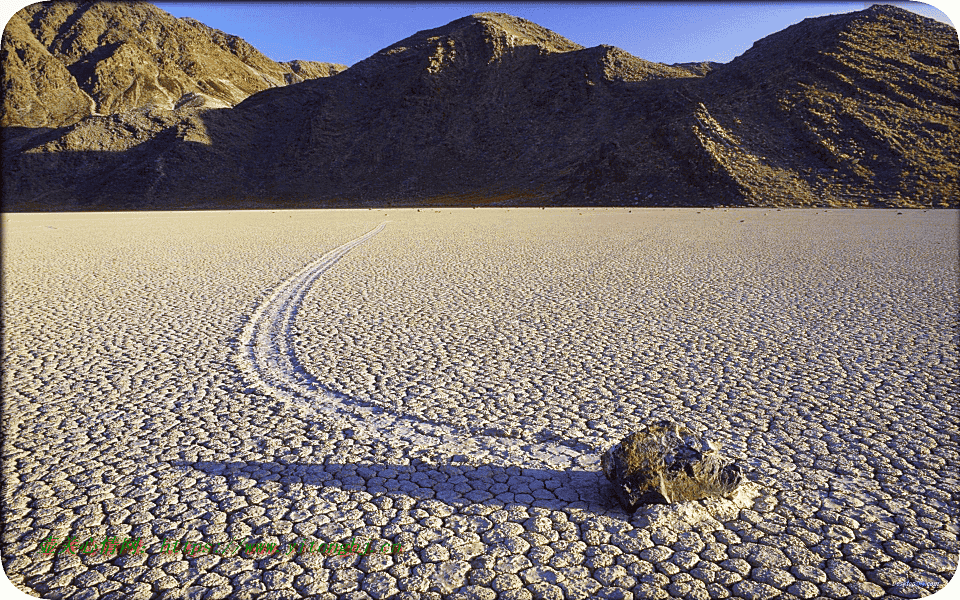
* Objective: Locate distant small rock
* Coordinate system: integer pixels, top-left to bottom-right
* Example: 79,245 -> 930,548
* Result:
601,420 -> 742,511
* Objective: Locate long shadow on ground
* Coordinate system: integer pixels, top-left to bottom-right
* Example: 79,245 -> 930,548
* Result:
179,459 -> 624,517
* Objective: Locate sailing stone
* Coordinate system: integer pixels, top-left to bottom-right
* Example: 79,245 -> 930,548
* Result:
601,420 -> 743,511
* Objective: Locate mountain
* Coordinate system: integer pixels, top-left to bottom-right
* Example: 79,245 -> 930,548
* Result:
1,1 -> 346,128
686,4 -> 960,206
220,12 -> 700,205
2,3 -> 957,210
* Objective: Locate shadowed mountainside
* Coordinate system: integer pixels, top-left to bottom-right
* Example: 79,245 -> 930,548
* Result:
2,3 -> 958,209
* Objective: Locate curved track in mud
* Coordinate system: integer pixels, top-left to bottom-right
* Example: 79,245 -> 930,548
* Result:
234,222 -> 590,470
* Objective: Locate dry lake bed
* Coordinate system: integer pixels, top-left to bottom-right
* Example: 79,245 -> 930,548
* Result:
2,208 -> 958,599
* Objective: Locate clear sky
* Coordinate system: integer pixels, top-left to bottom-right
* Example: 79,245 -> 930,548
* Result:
142,1 -> 956,66
0,1 -> 954,65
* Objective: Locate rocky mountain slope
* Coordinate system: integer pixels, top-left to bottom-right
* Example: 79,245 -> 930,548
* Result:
1,1 -> 346,128
2,3 -> 957,209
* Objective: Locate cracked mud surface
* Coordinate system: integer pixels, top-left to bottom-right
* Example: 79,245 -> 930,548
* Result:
2,208 -> 957,599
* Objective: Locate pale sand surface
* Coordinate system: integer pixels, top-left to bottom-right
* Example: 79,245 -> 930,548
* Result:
2,208 -> 958,599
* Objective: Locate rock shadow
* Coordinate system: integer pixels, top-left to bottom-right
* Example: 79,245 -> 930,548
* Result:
177,459 -> 626,517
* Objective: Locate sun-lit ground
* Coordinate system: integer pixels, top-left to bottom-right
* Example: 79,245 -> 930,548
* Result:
2,208 -> 957,599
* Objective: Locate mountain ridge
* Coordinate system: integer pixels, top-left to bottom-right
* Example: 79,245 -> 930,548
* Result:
1,1 -> 346,128
2,3 -> 957,209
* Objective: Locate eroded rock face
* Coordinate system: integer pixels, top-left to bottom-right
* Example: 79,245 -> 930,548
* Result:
0,13 -> 95,128
1,1 -> 347,128
601,421 -> 743,511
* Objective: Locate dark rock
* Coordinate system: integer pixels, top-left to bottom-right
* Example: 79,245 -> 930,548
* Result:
601,420 -> 743,511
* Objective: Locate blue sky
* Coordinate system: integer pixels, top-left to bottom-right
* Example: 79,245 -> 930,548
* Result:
0,1 -> 953,65
144,1 -> 956,66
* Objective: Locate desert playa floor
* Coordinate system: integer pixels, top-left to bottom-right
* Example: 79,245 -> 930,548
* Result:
2,208 -> 957,600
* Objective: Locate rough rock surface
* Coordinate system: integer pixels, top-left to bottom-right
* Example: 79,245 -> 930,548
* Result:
671,61 -> 723,76
0,1 -> 346,128
602,421 -> 743,510
2,4 -> 958,209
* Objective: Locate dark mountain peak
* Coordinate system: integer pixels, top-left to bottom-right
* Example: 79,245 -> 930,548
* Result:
335,12 -> 696,99
708,1 -> 958,99
733,3 -> 956,64
465,12 -> 585,52
328,11 -> 583,96
359,11 -> 582,67
860,3 -> 950,26
576,44 -> 696,82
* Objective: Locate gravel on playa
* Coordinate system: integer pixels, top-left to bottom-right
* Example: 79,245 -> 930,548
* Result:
2,207 -> 958,600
